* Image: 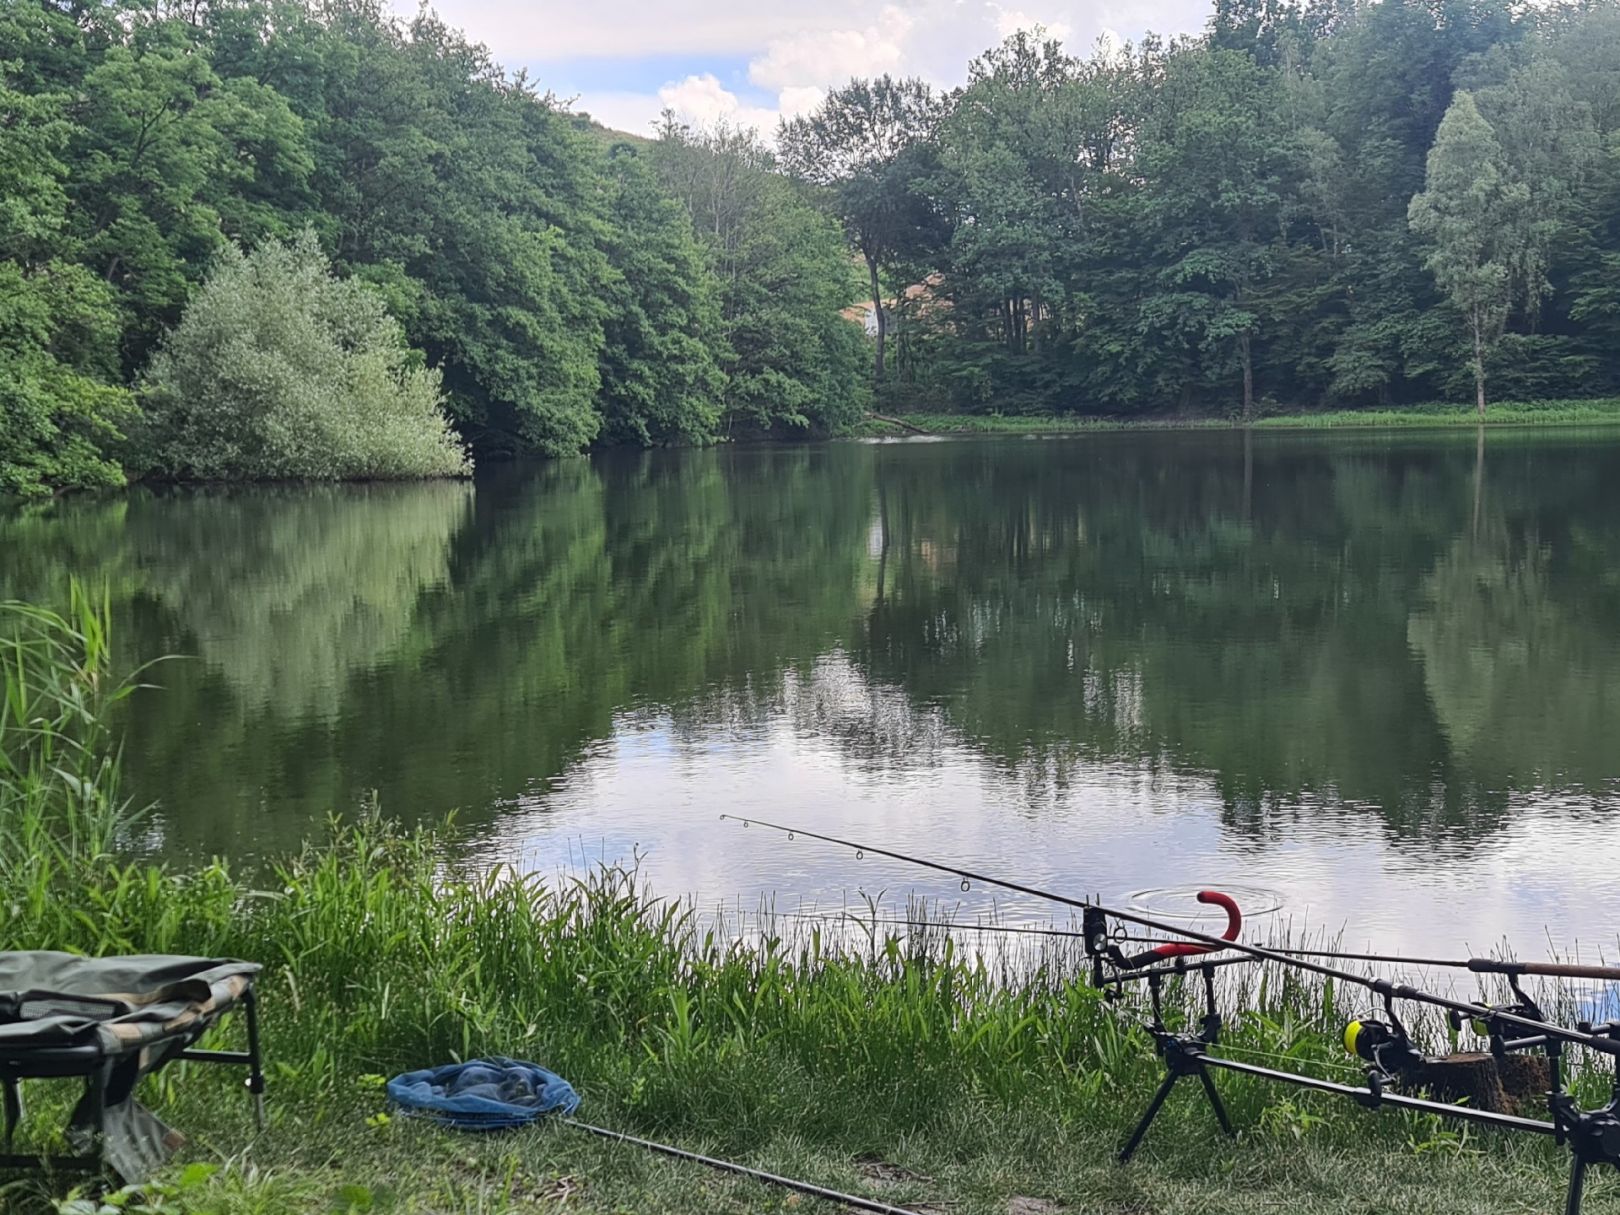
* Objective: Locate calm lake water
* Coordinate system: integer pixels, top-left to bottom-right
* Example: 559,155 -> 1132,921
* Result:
6,430 -> 1620,958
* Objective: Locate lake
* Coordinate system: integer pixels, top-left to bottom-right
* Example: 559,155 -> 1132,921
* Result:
5,429 -> 1619,959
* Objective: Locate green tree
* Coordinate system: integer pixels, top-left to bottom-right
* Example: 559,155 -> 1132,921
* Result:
934,34 -> 1080,363
1,24 -> 131,496
778,76 -> 942,382
139,230 -> 469,480
597,147 -> 727,446
1136,47 -> 1297,418
12,0 -> 1620,459
0,262 -> 132,496
1408,92 -> 1530,415
285,5 -> 612,456
653,120 -> 869,435
721,174 -> 870,434
67,9 -> 312,369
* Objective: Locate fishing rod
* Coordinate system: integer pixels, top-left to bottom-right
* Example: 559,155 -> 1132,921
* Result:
722,822 -> 1620,1062
762,910 -> 1620,980
719,815 -> 1620,1056
560,1119 -> 923,1215
722,814 -> 1620,1214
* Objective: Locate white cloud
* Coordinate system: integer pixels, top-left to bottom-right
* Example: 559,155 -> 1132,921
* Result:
418,0 -> 1205,63
459,0 -> 1210,138
659,73 -> 783,130
748,7 -> 913,91
993,7 -> 1074,42
566,91 -> 670,137
414,1 -> 862,61
571,73 -> 786,136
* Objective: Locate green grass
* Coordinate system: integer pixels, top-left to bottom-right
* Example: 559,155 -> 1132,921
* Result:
1251,397 -> 1620,429
4,592 -> 1619,1215
866,397 -> 1620,436
19,1092 -> 1613,1215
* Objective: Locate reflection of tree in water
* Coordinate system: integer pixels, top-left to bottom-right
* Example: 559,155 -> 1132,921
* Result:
32,450 -> 879,856
856,433 -> 1620,841
0,498 -> 135,605
0,485 -> 473,719
135,484 -> 474,714
670,651 -> 954,775
3,433 -> 1617,858
332,449 -> 877,842
1410,524 -> 1620,806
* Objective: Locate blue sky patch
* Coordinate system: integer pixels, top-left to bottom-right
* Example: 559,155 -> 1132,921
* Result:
535,51 -> 756,98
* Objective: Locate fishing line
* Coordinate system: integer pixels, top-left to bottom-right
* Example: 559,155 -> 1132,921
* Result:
757,912 -> 1523,974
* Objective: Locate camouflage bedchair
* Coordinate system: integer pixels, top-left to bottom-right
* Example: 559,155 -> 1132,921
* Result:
0,952 -> 265,1182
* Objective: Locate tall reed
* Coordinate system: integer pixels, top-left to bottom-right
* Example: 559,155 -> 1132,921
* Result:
1,583 -> 136,859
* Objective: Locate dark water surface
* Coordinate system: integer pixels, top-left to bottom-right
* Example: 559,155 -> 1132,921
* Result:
6,430 -> 1619,956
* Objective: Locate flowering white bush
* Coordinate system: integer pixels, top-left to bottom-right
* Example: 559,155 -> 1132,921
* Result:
141,231 -> 470,480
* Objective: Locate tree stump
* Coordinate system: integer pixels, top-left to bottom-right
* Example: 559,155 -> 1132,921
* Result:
1414,1052 -> 1552,1114
1416,1052 -> 1508,1111
1498,1053 -> 1554,1114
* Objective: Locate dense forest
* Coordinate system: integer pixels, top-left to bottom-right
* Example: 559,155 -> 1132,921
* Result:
0,0 -> 867,494
4,0 -> 1620,496
781,0 -> 1620,419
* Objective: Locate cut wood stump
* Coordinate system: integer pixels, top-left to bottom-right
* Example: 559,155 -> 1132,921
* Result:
1415,1051 -> 1551,1114
1498,1053 -> 1555,1113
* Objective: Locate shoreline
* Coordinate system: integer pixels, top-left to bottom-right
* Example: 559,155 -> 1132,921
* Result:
860,397 -> 1620,437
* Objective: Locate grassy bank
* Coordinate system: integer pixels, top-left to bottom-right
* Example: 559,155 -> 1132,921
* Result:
865,397 -> 1620,437
3,596 -> 1615,1214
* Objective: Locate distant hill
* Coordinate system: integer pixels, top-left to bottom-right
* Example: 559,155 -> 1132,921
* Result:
565,110 -> 652,148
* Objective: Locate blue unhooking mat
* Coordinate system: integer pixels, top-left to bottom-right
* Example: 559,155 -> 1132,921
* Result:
386,1058 -> 580,1130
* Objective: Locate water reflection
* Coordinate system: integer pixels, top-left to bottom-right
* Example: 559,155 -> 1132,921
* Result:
3,431 -> 1618,952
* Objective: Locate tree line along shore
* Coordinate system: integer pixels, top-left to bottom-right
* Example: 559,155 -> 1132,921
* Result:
6,0 -> 1620,499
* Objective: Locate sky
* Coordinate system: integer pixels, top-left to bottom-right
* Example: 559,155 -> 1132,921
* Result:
404,0 -> 1212,137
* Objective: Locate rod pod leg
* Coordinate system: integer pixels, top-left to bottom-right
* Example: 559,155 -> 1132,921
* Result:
243,987 -> 267,1130
1119,1071 -> 1179,1163
1564,1154 -> 1586,1215
1198,1066 -> 1235,1137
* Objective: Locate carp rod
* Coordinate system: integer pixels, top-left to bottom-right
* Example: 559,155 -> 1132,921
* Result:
762,910 -> 1620,981
560,1119 -> 923,1215
719,814 -> 1620,1057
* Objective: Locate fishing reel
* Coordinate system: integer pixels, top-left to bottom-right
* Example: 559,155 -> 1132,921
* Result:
1343,1014 -> 1426,1081
1448,1004 -> 1537,1041
1447,973 -> 1559,1064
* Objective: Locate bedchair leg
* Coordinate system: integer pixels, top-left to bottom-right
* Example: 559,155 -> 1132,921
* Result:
81,1060 -> 113,1167
2,1077 -> 19,1149
243,988 -> 266,1129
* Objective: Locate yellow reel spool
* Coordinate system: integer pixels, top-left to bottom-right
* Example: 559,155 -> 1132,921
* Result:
1343,1020 -> 1364,1057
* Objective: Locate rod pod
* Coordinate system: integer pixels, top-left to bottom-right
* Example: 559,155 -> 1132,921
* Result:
723,814 -> 1620,1214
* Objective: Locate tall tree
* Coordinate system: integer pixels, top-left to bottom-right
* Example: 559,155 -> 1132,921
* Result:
935,33 -> 1082,361
67,9 -> 311,370
1408,92 -> 1530,415
653,119 -> 869,435
1135,47 -> 1297,418
1,10 -> 132,495
596,146 -> 727,446
778,76 -> 941,382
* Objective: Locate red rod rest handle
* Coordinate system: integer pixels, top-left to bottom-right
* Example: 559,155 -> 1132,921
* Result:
1143,890 -> 1243,962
